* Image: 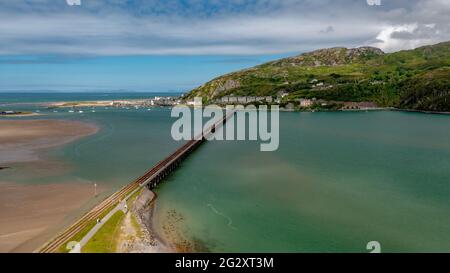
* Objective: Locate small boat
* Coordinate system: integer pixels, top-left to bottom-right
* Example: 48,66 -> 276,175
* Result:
78,110 -> 84,113
69,110 -> 75,113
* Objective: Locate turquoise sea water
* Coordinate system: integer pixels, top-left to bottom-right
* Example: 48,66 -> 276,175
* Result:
1,93 -> 449,252
155,111 -> 450,252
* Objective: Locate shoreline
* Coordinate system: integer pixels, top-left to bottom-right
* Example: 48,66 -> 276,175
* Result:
118,186 -> 197,253
48,99 -> 450,115
0,112 -> 41,118
0,119 -> 100,252
139,189 -> 206,253
117,187 -> 175,253
391,108 -> 450,115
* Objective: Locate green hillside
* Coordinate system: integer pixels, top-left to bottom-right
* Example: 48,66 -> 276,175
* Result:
185,41 -> 450,111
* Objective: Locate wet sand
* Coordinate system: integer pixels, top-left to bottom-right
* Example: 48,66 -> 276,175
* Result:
0,119 -> 98,165
0,182 -> 95,252
0,120 -> 99,252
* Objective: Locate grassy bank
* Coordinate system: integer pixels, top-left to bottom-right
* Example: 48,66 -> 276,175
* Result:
82,210 -> 125,253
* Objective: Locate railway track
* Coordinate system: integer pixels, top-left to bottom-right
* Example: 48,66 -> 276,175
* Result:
38,139 -> 199,253
38,111 -> 234,253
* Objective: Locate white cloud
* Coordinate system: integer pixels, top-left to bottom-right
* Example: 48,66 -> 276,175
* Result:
369,0 -> 450,52
0,0 -> 448,56
0,13 -> 381,55
371,24 -> 419,52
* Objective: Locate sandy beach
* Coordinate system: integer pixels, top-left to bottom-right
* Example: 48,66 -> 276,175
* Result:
47,99 -> 146,108
48,101 -> 115,108
0,112 -> 40,118
0,119 -> 99,252
0,182 -> 96,252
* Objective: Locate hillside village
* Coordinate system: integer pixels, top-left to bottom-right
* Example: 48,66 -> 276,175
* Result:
183,42 -> 450,112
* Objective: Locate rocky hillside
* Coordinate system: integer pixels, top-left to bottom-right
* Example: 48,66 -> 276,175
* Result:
268,46 -> 384,67
185,41 -> 450,111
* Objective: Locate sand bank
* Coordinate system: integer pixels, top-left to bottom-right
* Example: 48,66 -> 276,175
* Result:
0,119 -> 100,252
48,101 -> 115,108
0,119 -> 98,165
0,112 -> 40,118
0,182 -> 96,253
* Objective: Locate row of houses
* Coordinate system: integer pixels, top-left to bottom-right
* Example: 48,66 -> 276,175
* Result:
111,97 -> 181,107
152,97 -> 181,106
218,96 -> 273,104
185,96 -> 317,107
183,94 -> 323,108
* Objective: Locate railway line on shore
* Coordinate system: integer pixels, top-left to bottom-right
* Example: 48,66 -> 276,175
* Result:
37,111 -> 234,253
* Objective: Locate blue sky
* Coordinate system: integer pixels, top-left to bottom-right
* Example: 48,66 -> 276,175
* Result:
0,54 -> 288,92
0,0 -> 448,92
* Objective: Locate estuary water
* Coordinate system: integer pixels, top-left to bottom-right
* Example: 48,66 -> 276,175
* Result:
154,111 -> 450,253
1,93 -> 449,252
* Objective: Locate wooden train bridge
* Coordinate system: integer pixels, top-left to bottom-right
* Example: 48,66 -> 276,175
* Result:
38,111 -> 234,253
142,110 -> 234,190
